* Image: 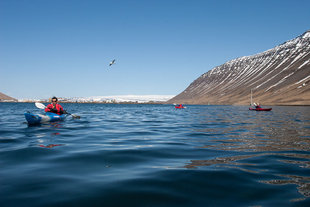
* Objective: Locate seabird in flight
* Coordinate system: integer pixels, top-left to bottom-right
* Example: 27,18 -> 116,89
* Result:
109,59 -> 116,66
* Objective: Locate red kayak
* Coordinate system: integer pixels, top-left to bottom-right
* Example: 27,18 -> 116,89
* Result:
175,104 -> 185,109
249,108 -> 272,111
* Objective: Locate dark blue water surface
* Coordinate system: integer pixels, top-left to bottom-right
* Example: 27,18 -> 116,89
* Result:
1,103 -> 310,206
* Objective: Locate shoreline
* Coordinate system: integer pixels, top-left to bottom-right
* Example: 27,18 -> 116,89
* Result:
1,101 -> 309,106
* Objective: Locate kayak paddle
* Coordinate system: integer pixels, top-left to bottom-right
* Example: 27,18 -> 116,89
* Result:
35,102 -> 80,119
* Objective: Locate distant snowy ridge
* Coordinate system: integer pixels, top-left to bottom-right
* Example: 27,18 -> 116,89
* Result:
18,95 -> 175,103
62,95 -> 175,103
168,30 -> 310,105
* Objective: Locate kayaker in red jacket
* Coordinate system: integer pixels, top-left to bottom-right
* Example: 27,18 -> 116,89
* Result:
45,97 -> 66,115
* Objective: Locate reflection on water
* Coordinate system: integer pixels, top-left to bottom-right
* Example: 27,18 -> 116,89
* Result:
25,120 -> 64,148
39,144 -> 64,148
262,174 -> 310,201
186,106 -> 310,200
185,152 -> 310,199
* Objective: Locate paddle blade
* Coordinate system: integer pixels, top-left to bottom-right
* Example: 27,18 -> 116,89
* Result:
35,102 -> 46,109
71,114 -> 80,119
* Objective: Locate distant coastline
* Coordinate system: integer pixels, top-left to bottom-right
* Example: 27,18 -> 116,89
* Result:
15,100 -> 168,105
1,100 -> 309,106
1,95 -> 175,104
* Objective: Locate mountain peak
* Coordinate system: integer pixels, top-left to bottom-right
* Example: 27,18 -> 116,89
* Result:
302,30 -> 310,38
168,30 -> 310,105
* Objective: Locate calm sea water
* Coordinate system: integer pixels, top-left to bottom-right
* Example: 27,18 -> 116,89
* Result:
0,102 -> 310,206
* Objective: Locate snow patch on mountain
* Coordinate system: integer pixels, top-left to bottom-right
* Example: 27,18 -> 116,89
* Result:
168,30 -> 310,105
66,95 -> 175,103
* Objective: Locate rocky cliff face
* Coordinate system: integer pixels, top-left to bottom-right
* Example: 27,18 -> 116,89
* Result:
168,31 -> 310,105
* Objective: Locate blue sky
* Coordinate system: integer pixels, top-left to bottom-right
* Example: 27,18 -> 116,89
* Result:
1,0 -> 310,99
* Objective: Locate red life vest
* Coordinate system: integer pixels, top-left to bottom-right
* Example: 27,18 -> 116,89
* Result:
45,103 -> 64,115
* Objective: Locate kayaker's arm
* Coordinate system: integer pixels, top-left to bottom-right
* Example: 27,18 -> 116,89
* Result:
45,104 -> 53,112
60,110 -> 68,114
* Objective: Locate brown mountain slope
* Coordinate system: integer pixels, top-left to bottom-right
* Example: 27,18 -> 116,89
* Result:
0,92 -> 18,102
168,31 -> 310,105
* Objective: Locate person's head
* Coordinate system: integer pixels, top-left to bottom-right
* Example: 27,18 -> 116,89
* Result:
51,97 -> 58,103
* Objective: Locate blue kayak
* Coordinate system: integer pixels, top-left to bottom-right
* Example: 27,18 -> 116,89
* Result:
25,112 -> 67,125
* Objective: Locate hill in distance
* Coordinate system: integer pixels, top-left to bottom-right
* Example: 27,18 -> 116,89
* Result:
0,92 -> 17,102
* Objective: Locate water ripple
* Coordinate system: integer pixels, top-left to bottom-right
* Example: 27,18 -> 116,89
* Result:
0,103 -> 310,206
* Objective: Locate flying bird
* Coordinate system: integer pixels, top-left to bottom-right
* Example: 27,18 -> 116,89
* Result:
109,59 -> 116,66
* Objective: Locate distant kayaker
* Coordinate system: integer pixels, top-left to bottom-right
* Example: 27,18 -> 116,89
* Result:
45,97 -> 67,115
253,103 -> 261,109
175,104 -> 185,109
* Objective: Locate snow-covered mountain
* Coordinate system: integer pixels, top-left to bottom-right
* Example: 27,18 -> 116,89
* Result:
61,95 -> 174,103
168,30 -> 310,105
